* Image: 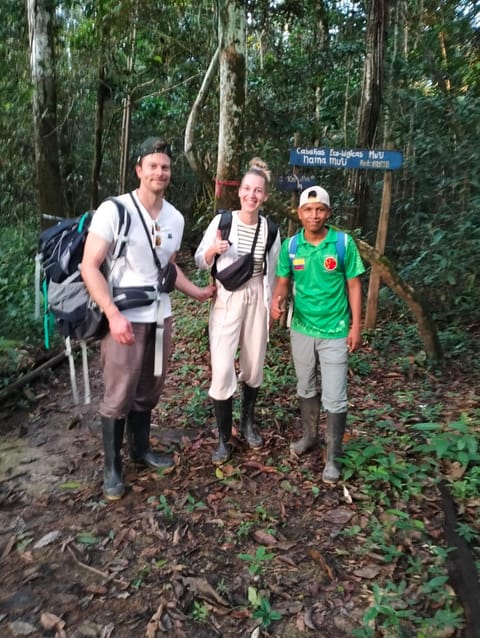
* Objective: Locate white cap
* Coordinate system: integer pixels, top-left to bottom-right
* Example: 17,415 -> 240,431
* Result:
298,185 -> 330,208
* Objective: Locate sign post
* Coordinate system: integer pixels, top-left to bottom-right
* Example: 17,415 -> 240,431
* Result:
288,146 -> 404,330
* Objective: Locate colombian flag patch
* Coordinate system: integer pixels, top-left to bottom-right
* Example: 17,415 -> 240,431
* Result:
293,258 -> 305,271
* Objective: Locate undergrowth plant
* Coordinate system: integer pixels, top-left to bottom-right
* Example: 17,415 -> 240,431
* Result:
238,546 -> 275,576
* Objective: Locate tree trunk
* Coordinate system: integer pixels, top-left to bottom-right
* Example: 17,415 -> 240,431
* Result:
216,0 -> 246,210
347,0 -> 390,230
90,62 -> 108,210
184,46 -> 219,197
118,1 -> 138,196
27,0 -> 65,223
357,238 -> 442,361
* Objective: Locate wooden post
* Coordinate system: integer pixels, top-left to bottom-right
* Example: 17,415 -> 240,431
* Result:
364,169 -> 393,330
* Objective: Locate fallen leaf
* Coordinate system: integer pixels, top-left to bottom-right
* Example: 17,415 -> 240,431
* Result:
277,554 -> 297,567
444,461 -> 467,481
40,612 -> 65,631
253,529 -> 277,545
308,549 -> 334,579
323,507 -> 355,525
34,530 -> 61,549
1,535 -> 16,559
58,481 -> 82,490
353,564 -> 381,579
84,584 -> 108,595
241,461 -> 281,473
182,576 -> 230,608
8,620 -> 37,635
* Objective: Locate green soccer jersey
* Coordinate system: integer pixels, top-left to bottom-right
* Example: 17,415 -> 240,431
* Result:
276,227 -> 365,339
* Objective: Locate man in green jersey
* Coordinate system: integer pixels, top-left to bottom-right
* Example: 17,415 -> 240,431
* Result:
271,185 -> 364,483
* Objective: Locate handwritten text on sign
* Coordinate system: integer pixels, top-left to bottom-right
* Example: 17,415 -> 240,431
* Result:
289,148 -> 403,170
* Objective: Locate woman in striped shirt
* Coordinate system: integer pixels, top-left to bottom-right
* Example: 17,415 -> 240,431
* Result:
195,159 -> 281,464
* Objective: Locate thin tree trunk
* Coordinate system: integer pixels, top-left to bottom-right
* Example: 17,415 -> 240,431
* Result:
118,1 -> 138,195
347,0 -> 390,230
90,63 -> 108,209
184,46 -> 220,197
27,0 -> 65,223
216,0 -> 246,210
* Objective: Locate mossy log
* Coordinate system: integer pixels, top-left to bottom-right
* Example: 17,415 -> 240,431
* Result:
357,239 -> 443,361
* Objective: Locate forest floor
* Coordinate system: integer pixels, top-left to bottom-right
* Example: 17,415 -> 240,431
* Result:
0,280 -> 479,638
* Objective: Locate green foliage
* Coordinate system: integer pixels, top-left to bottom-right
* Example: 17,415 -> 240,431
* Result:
148,494 -> 174,520
191,600 -> 209,622
238,546 -> 275,576
411,417 -> 480,467
248,586 -> 282,628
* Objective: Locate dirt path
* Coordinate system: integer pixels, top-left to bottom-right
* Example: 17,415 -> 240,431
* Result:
0,341 -> 477,638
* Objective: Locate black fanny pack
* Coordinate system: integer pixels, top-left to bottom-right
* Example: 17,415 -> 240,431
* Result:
213,217 -> 260,291
215,253 -> 254,291
112,286 -> 157,311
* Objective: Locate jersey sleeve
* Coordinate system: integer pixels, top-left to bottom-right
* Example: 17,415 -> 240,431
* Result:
275,238 -> 293,278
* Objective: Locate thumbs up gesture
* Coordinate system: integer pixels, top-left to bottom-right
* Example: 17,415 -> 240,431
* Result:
214,229 -> 230,255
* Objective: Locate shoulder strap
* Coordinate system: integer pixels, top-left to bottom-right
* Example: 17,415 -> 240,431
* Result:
288,232 -> 300,269
265,216 -> 278,253
217,210 -> 233,240
262,216 -> 278,274
335,231 -> 347,271
128,192 -> 165,270
107,197 -> 131,260
211,210 -> 232,276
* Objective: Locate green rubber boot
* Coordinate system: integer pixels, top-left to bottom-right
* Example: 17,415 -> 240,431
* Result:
239,384 -> 263,449
290,396 -> 320,455
322,411 -> 347,484
212,398 -> 233,465
126,410 -> 174,470
102,416 -> 125,500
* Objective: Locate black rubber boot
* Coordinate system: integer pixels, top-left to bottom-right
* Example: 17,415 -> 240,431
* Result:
290,396 -> 320,455
239,384 -> 263,449
322,411 -> 347,484
102,416 -> 125,501
212,398 -> 233,465
126,410 -> 174,470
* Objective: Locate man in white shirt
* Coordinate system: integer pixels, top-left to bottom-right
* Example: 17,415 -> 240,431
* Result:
82,137 -> 215,500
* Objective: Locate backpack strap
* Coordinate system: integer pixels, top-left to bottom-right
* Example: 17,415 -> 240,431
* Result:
288,229 -> 347,273
335,231 -> 347,271
217,210 -> 233,240
288,232 -> 300,270
107,197 -> 131,260
262,216 -> 278,274
211,210 -> 232,277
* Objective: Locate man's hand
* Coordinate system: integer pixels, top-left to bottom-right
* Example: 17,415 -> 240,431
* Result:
194,283 -> 216,302
108,310 -> 135,345
270,295 -> 286,321
347,325 -> 362,352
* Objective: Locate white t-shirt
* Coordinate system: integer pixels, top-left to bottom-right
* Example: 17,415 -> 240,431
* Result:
88,191 -> 184,322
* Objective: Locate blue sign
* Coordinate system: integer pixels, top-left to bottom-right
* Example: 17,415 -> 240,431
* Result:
276,174 -> 316,192
289,147 -> 403,170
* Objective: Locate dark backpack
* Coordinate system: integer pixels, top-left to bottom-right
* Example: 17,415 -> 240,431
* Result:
35,199 -> 130,404
212,210 -> 278,278
36,198 -> 130,346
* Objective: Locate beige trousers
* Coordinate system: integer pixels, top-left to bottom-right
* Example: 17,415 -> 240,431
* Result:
208,276 -> 268,400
